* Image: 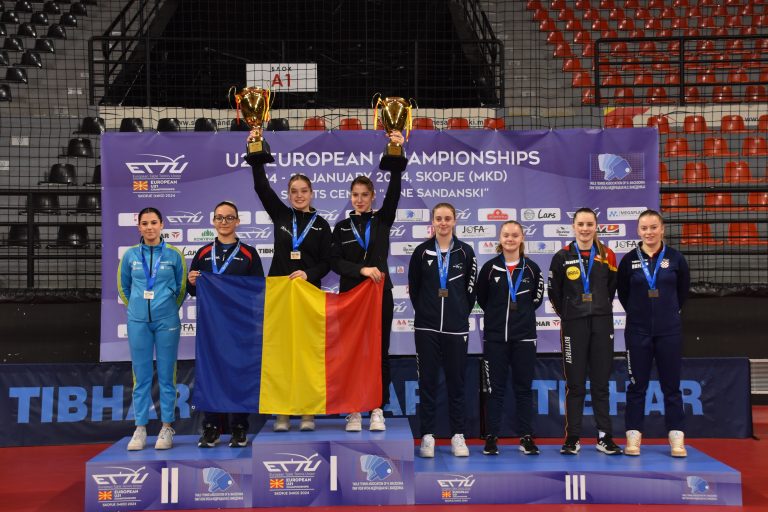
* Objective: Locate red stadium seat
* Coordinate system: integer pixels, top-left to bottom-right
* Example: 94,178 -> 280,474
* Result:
533,8 -> 550,20
634,72 -> 654,85
639,40 -> 658,53
412,117 -> 435,130
685,27 -> 701,36
696,39 -> 717,52
712,27 -> 730,36
728,223 -> 768,245
725,15 -> 745,28
673,0 -> 688,7
745,85 -> 768,102
623,0 -> 639,8
572,71 -> 593,86
684,86 -> 705,102
611,41 -> 629,54
647,86 -> 674,103
563,58 -> 582,71
645,18 -> 663,30
553,42 -> 573,57
740,4 -> 755,16
712,85 -> 735,102
558,7 -> 576,21
742,136 -> 768,156
661,7 -> 678,18
629,29 -> 646,38
574,30 -> 592,43
696,69 -> 718,83
483,117 -> 505,130
721,114 -> 750,132
593,19 -> 611,30
581,43 -> 595,56
724,161 -> 758,182
683,161 -> 711,182
698,17 -> 716,29
665,138 -> 697,157
583,8 -> 602,21
634,8 -> 651,19
565,19 -> 584,31
551,0 -> 567,8
303,117 -> 326,130
667,39 -> 681,52
647,0 -> 665,8
702,137 -> 736,156
609,8 -> 625,20
447,117 -> 470,130
614,87 -> 636,103
685,6 -> 703,17
539,19 -> 557,31
661,192 -> 698,212
711,5 -> 729,16
581,87 -> 597,104
683,115 -> 711,133
339,118 -> 362,130
748,191 -> 768,210
600,0 -> 616,8
547,30 -> 565,43
659,162 -> 677,183
758,114 -> 768,132
647,114 -> 671,134
704,192 -> 744,212
527,0 -> 543,9
727,67 -> 750,83
618,18 -> 635,30
681,223 -> 724,245
664,73 -> 681,85
575,0 -> 591,9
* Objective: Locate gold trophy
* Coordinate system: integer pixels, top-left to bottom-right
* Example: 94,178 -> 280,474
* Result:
233,86 -> 275,165
373,94 -> 414,172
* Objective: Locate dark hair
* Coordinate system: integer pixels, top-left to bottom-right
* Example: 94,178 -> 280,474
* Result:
214,200 -> 239,217
138,207 -> 162,223
431,202 -> 456,219
288,173 -> 313,191
571,206 -> 606,258
350,175 -> 374,194
495,220 -> 526,258
638,209 -> 664,224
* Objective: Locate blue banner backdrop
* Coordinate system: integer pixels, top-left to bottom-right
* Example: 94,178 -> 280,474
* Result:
0,357 -> 751,447
100,129 -> 659,360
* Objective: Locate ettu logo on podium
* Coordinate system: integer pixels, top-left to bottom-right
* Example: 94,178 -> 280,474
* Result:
598,153 -> 632,181
360,455 -> 394,481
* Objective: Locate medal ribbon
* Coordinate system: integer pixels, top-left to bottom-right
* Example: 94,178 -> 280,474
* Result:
637,244 -> 666,292
350,217 -> 372,252
292,210 -> 318,251
211,240 -> 241,275
502,255 -> 525,304
140,240 -> 165,291
435,238 -> 454,290
574,242 -> 596,295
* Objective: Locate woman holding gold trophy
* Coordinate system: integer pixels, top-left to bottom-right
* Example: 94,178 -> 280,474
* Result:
331,116 -> 406,432
240,88 -> 333,432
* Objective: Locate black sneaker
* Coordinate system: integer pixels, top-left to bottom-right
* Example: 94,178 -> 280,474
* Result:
596,435 -> 623,455
520,435 -> 540,455
229,425 -> 248,448
560,436 -> 580,455
483,435 -> 499,455
197,425 -> 220,448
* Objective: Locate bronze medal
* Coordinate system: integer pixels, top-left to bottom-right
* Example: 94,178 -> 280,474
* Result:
582,293 -> 593,302
290,251 -> 301,260
438,288 -> 449,298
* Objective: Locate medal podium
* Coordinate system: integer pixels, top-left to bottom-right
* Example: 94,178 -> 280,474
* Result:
85,419 -> 741,510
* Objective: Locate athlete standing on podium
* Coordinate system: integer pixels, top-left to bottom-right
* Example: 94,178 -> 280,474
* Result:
409,202 -> 477,458
188,200 -> 265,448
618,210 -> 690,457
330,130 -> 405,432
548,207 -> 621,455
247,127 -> 332,432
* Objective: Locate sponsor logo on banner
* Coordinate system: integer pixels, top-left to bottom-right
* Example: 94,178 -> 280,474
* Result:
188,229 -> 217,243
589,153 -> 646,191
263,453 -> 322,473
413,225 -> 434,238
161,229 -> 183,243
543,224 -> 574,238
392,285 -> 409,299
126,154 -> 189,199
469,318 -> 477,331
396,208 -> 430,222
391,242 -> 420,256
437,474 -> 476,504
596,224 -> 626,237
609,239 -> 640,252
521,224 -> 537,236
683,476 -> 718,502
537,318 -> 562,330
521,208 -> 560,221
201,467 -> 235,493
388,265 -> 406,274
167,211 -> 205,225
614,316 -> 626,328
393,301 -> 409,313
256,244 -> 274,258
118,212 -> 139,226
118,324 -> 127,338
317,209 -> 340,222
235,227 -> 272,240
478,208 -> 515,221
187,306 -> 196,320
454,208 -> 472,220
321,284 -> 340,294
91,465 -> 150,508
392,318 -> 415,332
180,323 -> 196,337
567,208 -> 602,220
352,455 -> 405,493
479,240 -> 498,254
255,211 -> 273,224
456,224 -> 496,239
607,206 -> 647,220
360,455 -> 393,481
526,240 -> 561,254
389,225 -> 407,237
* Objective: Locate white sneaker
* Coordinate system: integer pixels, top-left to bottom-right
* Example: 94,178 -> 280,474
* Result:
127,426 -> 146,451
154,426 -> 175,450
346,413 -> 362,432
369,408 -> 386,431
669,430 -> 687,457
300,415 -> 315,431
625,430 -> 642,456
419,434 -> 435,458
273,415 -> 290,432
451,433 -> 470,457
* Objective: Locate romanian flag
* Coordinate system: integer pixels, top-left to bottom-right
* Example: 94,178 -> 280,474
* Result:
193,274 -> 383,415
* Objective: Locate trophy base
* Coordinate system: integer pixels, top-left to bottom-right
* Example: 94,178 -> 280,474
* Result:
379,154 -> 407,173
244,139 -> 275,166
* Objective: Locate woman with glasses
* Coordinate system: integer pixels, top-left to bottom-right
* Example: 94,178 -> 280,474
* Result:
330,130 -> 405,433
188,200 -> 265,448
118,207 -> 187,451
247,128 -> 332,432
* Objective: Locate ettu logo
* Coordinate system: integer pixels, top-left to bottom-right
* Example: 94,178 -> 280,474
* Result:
360,455 -> 393,481
598,154 -> 631,180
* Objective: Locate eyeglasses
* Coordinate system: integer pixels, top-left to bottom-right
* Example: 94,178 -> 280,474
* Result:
213,215 -> 238,223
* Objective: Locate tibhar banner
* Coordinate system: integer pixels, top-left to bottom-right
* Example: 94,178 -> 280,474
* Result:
101,129 -> 659,361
